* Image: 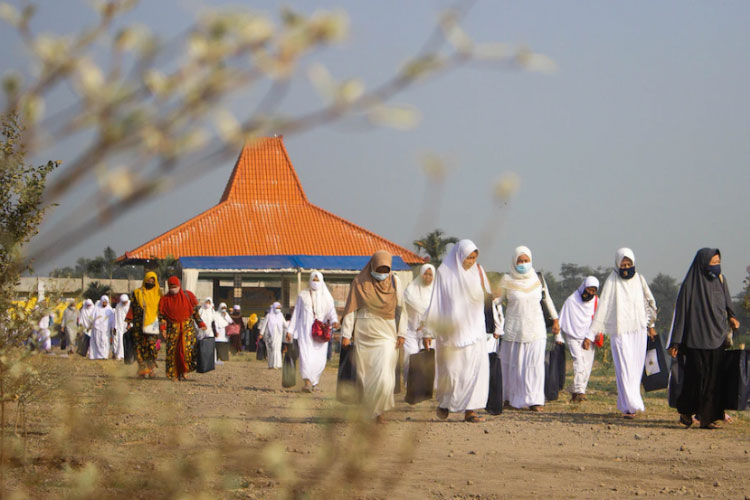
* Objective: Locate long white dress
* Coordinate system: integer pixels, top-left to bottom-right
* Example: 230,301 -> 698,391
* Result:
497,246 -> 559,409
559,277 -> 599,395
423,240 -> 492,413
89,299 -> 115,360
263,305 -> 287,369
341,276 -> 406,417
591,248 -> 657,415
37,315 -> 52,352
287,274 -> 338,386
402,264 -> 435,382
113,297 -> 130,360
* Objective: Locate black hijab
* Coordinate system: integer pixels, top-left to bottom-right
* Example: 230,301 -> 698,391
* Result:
670,248 -> 736,350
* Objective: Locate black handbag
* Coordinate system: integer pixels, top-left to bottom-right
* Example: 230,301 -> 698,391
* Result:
478,265 -> 495,334
336,344 -> 362,404
76,334 -> 90,357
394,346 -> 405,395
215,341 -> 230,361
123,329 -> 136,365
537,272 -> 554,329
641,335 -> 669,392
405,349 -> 436,405
668,353 -> 685,408
196,336 -> 216,373
544,343 -> 565,401
723,349 -> 750,411
486,351 -> 504,415
282,349 -> 296,388
255,338 -> 267,361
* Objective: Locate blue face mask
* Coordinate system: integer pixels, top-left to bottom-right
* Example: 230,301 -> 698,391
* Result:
706,264 -> 721,279
618,267 -> 636,280
515,262 -> 531,274
370,271 -> 389,282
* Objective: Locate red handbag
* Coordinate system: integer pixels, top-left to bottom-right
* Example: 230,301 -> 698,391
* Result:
310,291 -> 331,343
592,297 -> 604,348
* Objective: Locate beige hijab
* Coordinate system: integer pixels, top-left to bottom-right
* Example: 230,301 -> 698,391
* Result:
342,250 -> 398,319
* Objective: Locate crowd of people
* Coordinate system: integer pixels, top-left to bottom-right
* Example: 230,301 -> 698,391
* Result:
32,243 -> 740,429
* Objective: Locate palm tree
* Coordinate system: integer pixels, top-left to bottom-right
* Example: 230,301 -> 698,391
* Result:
413,229 -> 458,267
84,281 -> 112,301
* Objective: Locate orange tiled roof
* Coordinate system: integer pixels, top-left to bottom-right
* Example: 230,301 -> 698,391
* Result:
119,137 -> 424,265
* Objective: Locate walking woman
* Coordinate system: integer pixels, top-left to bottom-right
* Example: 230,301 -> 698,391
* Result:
89,296 -> 114,360
340,250 -> 407,423
559,276 -> 600,402
113,294 -> 130,360
668,248 -> 739,429
402,264 -> 435,382
128,271 -> 162,378
260,302 -> 287,369
158,276 -> 206,381
422,240 -> 492,423
591,248 -> 657,419
286,272 -> 339,392
497,246 -> 560,411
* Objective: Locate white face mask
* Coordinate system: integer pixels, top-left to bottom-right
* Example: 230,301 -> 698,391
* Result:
275,308 -> 282,315
169,288 -> 179,295
203,303 -> 211,309
310,280 -> 322,291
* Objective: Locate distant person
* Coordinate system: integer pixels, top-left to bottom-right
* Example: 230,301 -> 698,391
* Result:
158,276 -> 205,381
37,311 -> 52,352
402,264 -> 435,384
340,251 -> 406,424
89,296 -> 114,360
214,302 -> 232,363
228,305 -> 244,353
591,248 -> 657,419
112,294 -> 131,361
559,276 -> 600,402
61,300 -> 78,354
198,298 -> 216,339
246,313 -> 259,352
668,248 -> 740,429
286,272 -> 339,392
128,271 -> 162,378
260,302 -> 286,369
77,299 -> 96,354
423,240 -> 494,423
497,246 -> 560,412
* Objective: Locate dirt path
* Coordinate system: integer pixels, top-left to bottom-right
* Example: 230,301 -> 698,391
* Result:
7,352 -> 750,499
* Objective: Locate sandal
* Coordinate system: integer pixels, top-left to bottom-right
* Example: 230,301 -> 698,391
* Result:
679,413 -> 693,428
436,407 -> 449,420
529,405 -> 544,413
700,421 -> 721,430
464,412 -> 485,423
622,413 -> 635,420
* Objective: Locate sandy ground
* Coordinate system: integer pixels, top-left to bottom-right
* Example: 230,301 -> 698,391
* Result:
6,349 -> 750,499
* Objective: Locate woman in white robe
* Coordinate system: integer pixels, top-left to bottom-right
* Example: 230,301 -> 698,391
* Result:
341,251 -> 406,423
591,248 -> 657,419
402,264 -> 435,382
423,240 -> 492,423
214,302 -> 231,364
37,313 -> 52,352
89,295 -> 115,360
497,246 -> 560,411
112,294 -> 130,360
261,302 -> 287,369
286,272 -> 339,392
198,298 -> 216,339
559,276 -> 599,402
78,299 -> 96,352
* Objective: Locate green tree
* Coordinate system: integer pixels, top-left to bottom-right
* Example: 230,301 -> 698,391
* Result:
155,255 -> 182,283
413,229 -> 458,267
50,246 -> 143,279
649,273 -> 679,339
83,281 -> 112,302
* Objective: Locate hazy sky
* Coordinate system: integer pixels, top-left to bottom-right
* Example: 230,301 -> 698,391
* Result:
4,1 -> 750,291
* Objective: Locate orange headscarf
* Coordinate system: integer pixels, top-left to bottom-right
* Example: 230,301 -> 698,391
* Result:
342,251 -> 398,320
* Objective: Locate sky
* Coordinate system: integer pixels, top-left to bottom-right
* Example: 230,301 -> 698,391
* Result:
3,0 -> 749,291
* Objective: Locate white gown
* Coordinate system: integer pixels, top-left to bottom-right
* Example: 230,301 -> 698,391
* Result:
89,304 -> 114,360
263,314 -> 287,369
288,291 -> 338,386
113,302 -> 130,360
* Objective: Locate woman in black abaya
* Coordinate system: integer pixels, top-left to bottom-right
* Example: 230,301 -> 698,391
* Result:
668,248 -> 740,429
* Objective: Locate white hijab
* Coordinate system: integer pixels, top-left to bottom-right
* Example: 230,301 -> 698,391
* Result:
559,276 -> 600,339
199,297 -> 216,325
93,295 -> 113,328
501,245 -> 541,292
423,239 -> 489,347
264,301 -> 286,332
302,271 -> 335,319
590,248 -> 656,335
215,302 -> 231,328
404,264 -> 436,318
114,294 -> 130,329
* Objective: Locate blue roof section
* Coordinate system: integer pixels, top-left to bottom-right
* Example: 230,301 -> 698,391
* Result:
179,255 -> 412,271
